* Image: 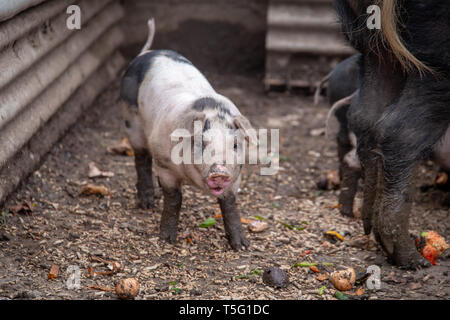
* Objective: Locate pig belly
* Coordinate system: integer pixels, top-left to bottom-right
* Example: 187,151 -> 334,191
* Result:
434,126 -> 450,171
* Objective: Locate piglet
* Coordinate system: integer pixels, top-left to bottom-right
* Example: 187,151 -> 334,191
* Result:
120,19 -> 257,250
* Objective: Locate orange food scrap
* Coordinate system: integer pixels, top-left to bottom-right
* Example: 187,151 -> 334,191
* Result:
310,266 -> 320,273
47,264 -> 59,279
435,172 -> 448,186
317,273 -> 329,281
248,220 -> 268,233
347,287 -> 365,296
107,138 -> 134,156
80,184 -> 110,196
240,218 -> 252,224
418,231 -> 449,265
355,287 -> 365,296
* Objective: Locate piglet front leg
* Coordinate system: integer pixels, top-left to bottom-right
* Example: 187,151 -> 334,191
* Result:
160,186 -> 182,243
134,149 -> 155,209
218,192 -> 249,250
158,169 -> 182,244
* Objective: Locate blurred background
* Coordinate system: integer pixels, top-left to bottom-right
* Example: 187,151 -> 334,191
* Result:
120,0 -> 354,89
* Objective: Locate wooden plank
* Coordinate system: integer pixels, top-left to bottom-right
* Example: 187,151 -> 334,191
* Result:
265,50 -> 343,89
0,1 -> 123,132
0,0 -> 47,22
266,28 -> 354,55
267,3 -> 339,28
264,0 -> 355,91
0,52 -> 125,205
0,0 -> 113,89
0,26 -> 124,167
0,0 -> 73,50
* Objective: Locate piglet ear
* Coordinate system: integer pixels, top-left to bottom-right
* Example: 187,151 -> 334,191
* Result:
233,114 -> 258,146
179,111 -> 205,137
191,112 -> 206,135
171,111 -> 205,139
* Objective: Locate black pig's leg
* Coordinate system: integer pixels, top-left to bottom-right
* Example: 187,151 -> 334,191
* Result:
353,127 -> 380,236
134,149 -> 155,209
375,151 -> 425,269
374,78 -> 449,268
339,159 -> 361,218
336,105 -> 361,217
360,152 -> 379,235
218,192 -> 249,250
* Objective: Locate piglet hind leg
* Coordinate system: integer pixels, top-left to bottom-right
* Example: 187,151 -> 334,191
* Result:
134,149 -> 155,209
218,192 -> 249,250
123,104 -> 155,209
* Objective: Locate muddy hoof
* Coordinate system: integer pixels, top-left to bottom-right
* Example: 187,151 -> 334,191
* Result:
228,233 -> 250,251
0,231 -> 11,241
403,258 -> 432,270
363,220 -> 372,235
340,206 -> 355,218
137,194 -> 154,209
441,249 -> 450,260
159,229 -> 177,244
390,251 -> 432,270
338,190 -> 356,218
262,267 -> 289,288
316,178 -> 329,190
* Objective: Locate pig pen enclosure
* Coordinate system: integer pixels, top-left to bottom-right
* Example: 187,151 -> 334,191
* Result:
0,0 -> 449,300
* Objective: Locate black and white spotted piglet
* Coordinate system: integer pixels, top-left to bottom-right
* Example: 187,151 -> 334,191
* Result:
119,19 -> 257,250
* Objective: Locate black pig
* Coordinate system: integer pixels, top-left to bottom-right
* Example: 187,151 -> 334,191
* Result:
333,0 -> 450,268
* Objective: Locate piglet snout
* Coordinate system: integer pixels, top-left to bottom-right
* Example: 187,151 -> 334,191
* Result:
208,164 -> 231,186
206,174 -> 231,189
206,165 -> 231,196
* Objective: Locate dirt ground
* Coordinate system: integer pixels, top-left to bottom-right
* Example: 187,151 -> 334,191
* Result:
0,74 -> 448,300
